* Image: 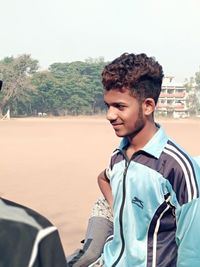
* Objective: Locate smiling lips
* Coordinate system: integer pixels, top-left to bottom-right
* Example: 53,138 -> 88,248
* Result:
111,122 -> 123,129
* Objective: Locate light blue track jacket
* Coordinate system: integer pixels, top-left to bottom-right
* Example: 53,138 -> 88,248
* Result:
103,125 -> 200,267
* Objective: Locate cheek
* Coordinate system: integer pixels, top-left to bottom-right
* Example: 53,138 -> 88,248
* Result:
125,112 -> 138,127
127,108 -> 140,119
125,108 -> 143,128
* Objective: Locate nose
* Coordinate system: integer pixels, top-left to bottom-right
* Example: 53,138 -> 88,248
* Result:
106,106 -> 118,121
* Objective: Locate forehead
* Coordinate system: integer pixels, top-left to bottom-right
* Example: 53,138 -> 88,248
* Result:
103,88 -> 137,103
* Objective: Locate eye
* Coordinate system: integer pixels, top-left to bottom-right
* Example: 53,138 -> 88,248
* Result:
115,104 -> 126,110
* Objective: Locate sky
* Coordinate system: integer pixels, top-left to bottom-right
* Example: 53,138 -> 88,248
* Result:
1,0 -> 200,82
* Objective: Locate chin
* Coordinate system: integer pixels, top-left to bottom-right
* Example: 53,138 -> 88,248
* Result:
114,130 -> 126,137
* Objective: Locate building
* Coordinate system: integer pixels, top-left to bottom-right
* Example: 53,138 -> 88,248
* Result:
156,76 -> 189,118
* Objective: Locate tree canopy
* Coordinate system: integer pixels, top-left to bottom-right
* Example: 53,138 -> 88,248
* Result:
184,69 -> 200,115
0,54 -> 108,117
0,54 -> 200,117
0,54 -> 39,116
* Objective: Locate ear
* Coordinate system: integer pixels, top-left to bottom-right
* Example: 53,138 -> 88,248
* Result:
142,98 -> 156,116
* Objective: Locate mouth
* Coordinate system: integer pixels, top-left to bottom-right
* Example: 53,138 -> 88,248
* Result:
111,123 -> 123,129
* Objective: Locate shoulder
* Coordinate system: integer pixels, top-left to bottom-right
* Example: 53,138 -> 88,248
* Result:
0,198 -> 66,267
0,198 -> 53,229
194,156 -> 200,166
160,140 -> 200,204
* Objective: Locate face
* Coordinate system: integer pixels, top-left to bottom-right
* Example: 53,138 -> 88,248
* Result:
104,88 -> 146,138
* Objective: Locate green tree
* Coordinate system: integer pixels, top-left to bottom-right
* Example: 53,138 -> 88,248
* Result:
31,71 -> 63,115
0,54 -> 39,116
48,60 -> 105,115
0,56 -> 108,116
185,76 -> 200,115
195,68 -> 200,89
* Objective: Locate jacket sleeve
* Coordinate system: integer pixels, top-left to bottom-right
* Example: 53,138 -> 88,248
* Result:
34,228 -> 68,267
176,197 -> 200,267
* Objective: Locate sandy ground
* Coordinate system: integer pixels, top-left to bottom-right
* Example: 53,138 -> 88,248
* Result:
0,117 -> 200,255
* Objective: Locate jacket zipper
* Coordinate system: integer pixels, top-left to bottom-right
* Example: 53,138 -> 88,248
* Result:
111,157 -> 130,267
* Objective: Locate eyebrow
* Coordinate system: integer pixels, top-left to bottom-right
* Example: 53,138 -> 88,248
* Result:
104,101 -> 126,106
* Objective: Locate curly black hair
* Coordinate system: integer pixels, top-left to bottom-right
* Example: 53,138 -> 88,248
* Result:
102,53 -> 164,104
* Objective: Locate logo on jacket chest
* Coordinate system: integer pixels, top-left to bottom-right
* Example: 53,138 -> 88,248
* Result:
131,196 -> 144,209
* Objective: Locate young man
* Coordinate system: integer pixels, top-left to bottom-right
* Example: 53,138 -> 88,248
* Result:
0,80 -> 68,267
68,53 -> 200,267
100,53 -> 200,266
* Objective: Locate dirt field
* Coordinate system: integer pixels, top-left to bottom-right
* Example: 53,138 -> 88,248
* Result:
1,117 -> 200,255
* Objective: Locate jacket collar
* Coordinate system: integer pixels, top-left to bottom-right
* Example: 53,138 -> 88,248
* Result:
118,124 -> 169,159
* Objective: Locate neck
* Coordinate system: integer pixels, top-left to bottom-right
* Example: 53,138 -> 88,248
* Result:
127,121 -> 157,153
